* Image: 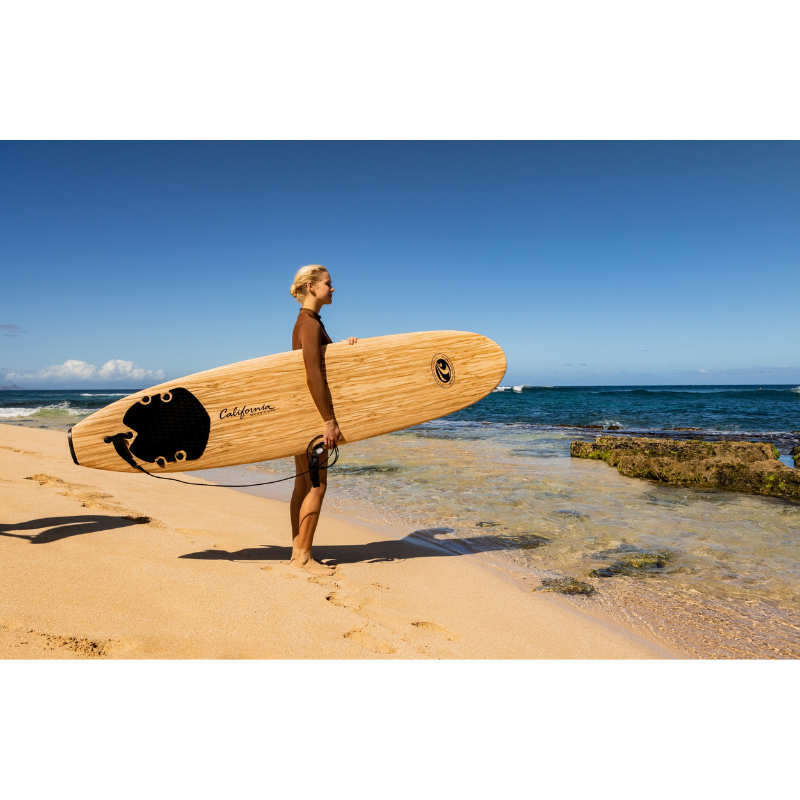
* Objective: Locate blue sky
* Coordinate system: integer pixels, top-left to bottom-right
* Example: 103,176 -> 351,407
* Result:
1,141 -> 798,387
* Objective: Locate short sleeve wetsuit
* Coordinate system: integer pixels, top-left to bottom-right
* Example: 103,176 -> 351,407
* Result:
292,308 -> 334,422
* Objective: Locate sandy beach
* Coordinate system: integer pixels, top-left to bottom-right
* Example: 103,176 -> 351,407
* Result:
0,424 -> 677,659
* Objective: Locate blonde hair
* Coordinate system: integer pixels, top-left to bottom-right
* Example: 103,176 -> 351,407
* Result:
290,264 -> 329,303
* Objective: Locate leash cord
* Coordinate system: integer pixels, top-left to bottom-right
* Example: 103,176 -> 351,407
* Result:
105,433 -> 339,487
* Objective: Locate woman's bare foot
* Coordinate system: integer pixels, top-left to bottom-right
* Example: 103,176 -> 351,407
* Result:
294,550 -> 335,576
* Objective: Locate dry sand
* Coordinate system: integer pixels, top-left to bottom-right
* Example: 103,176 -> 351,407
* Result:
0,425 -> 678,659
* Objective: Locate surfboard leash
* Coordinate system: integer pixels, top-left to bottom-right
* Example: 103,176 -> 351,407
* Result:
103,433 -> 338,488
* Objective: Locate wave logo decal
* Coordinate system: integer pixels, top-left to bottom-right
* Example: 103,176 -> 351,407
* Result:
431,353 -> 455,388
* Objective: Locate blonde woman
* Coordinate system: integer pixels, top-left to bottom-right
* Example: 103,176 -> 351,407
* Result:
289,265 -> 358,575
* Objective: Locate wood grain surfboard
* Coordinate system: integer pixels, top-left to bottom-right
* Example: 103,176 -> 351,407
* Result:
68,331 -> 506,474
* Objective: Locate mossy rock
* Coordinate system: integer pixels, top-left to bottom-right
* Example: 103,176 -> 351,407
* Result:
588,550 -> 672,578
537,577 -> 596,595
570,437 -> 800,503
484,532 -> 550,550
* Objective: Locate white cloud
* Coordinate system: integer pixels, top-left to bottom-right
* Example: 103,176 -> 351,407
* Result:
96,359 -> 165,381
6,359 -> 166,383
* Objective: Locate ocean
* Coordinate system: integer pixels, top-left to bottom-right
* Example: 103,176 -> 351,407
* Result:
4,384 -> 798,437
3,384 -> 799,658
0,389 -> 131,425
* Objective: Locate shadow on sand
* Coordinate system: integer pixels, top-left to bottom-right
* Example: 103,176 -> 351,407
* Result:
0,514 -> 149,544
179,527 -> 548,565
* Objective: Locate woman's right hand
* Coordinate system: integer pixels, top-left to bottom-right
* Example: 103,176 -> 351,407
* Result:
323,419 -> 341,450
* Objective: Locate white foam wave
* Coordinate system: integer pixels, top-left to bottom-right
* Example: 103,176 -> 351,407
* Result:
0,402 -> 93,419
44,401 -> 73,411
0,407 -> 39,418
792,386 -> 800,393
80,393 -> 128,397
493,385 -> 553,392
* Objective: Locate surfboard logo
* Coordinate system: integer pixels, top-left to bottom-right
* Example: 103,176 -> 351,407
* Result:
431,353 -> 455,388
122,387 -> 211,465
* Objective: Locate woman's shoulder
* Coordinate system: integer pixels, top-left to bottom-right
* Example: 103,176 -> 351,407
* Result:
295,309 -> 321,330
293,309 -> 322,347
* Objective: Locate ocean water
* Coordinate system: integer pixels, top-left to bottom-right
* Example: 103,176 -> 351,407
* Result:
0,389 -> 132,425
3,384 -> 798,437
458,384 -> 800,443
3,384 -> 799,658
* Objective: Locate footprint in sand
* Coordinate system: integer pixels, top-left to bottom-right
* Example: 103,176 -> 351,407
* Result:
71,492 -> 157,525
344,629 -> 397,655
26,475 -> 160,527
0,622 -> 119,658
61,490 -> 118,510
306,573 -> 338,587
325,580 -> 385,613
326,591 -> 362,611
26,474 -> 69,487
411,621 -> 460,641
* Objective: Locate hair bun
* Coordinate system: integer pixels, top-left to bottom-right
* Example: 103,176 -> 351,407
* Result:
290,264 -> 327,304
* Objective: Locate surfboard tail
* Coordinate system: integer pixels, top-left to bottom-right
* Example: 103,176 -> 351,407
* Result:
67,427 -> 79,465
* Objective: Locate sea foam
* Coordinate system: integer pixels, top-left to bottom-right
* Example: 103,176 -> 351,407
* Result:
0,402 -> 93,419
0,407 -> 39,418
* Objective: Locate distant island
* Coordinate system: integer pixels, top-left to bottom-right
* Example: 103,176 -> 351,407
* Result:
0,384 -> 23,390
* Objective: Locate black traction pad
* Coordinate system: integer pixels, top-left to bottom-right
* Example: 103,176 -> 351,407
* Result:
123,387 -> 211,464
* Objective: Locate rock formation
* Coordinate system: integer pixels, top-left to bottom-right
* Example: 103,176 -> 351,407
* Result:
570,436 -> 799,503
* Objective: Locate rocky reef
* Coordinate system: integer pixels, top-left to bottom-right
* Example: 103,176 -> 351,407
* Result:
792,445 -> 800,469
536,577 -> 596,595
588,549 -> 671,578
570,436 -> 800,503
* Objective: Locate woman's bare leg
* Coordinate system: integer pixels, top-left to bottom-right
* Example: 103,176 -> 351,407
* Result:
290,456 -> 310,562
292,452 -> 334,575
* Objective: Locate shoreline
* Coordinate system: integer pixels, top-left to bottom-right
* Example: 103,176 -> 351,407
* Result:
0,425 -> 677,659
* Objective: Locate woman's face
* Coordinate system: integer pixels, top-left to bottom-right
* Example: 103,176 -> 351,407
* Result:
310,272 -> 333,304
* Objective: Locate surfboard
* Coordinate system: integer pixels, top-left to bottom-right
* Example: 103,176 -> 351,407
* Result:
68,330 -> 506,474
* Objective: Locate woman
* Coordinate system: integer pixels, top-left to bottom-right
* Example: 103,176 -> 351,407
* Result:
289,264 -> 358,576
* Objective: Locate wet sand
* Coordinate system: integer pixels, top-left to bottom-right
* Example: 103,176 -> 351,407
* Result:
0,425 -> 676,659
